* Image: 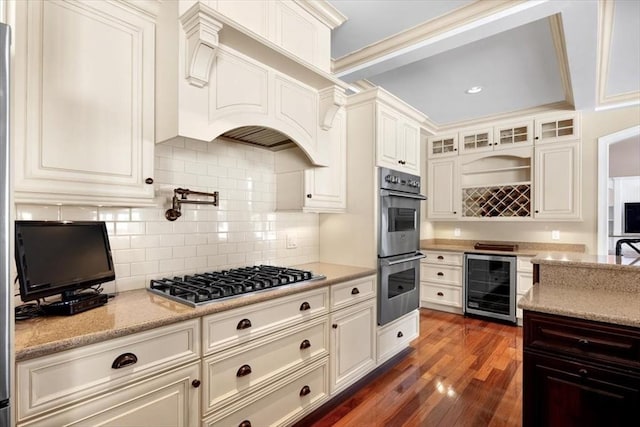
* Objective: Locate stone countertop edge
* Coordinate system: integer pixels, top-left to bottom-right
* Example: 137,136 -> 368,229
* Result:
531,253 -> 640,272
420,243 -> 539,257
14,262 -> 376,362
517,286 -> 640,329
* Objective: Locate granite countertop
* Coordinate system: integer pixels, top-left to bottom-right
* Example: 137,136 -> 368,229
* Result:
14,262 -> 376,362
519,253 -> 640,328
420,239 -> 586,258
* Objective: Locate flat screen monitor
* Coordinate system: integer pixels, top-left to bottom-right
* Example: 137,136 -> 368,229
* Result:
14,221 -> 115,302
624,202 -> 640,234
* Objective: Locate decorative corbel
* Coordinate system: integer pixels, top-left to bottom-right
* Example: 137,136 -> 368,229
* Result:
319,86 -> 346,130
180,4 -> 223,88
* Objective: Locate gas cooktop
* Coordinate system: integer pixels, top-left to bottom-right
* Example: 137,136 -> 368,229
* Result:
148,265 -> 325,307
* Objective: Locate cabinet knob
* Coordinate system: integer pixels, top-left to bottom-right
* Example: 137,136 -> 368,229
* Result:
437,272 -> 444,276
332,324 -> 338,329
351,287 -> 360,295
111,352 -> 138,369
237,318 -> 252,330
535,136 -> 539,140
299,385 -> 311,397
300,301 -> 311,311
488,143 -> 493,146
236,364 -> 252,377
453,211 -> 457,214
437,255 -> 444,260
306,194 -> 312,198
145,177 -> 154,184
397,331 -> 404,338
578,368 -> 588,377
239,421 -> 251,427
577,338 -> 590,345
437,292 -> 444,296
535,210 -> 539,213
191,379 -> 201,388
454,148 -> 457,151
300,339 -> 311,350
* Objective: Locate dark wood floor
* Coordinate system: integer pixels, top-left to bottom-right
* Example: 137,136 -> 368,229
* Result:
309,309 -> 523,427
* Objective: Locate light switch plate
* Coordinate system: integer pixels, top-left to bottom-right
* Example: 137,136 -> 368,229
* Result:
286,234 -> 297,249
551,230 -> 560,240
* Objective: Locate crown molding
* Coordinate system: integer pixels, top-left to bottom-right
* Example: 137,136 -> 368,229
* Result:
596,0 -> 640,110
333,0 -> 523,74
293,0 -> 347,29
549,13 -> 574,107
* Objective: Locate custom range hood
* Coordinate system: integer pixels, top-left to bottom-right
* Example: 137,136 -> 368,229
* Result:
156,0 -> 349,165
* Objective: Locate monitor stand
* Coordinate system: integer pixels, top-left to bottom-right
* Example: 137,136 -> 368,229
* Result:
41,290 -> 109,316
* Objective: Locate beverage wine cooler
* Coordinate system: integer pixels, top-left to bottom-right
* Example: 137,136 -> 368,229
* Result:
463,253 -> 516,323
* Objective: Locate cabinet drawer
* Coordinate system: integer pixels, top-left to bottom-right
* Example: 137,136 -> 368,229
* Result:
204,358 -> 329,427
202,287 -> 328,355
420,264 -> 462,286
517,272 -> 533,295
422,251 -> 463,266
16,319 -> 200,421
21,362 -> 200,427
420,283 -> 462,308
518,256 -> 534,273
524,312 -> 640,370
203,318 -> 328,414
330,275 -> 376,310
377,310 -> 419,364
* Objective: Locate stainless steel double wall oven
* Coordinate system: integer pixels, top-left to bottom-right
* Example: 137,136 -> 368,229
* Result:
378,167 -> 426,325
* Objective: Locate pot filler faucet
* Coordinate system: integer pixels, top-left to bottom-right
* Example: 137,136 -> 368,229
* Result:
165,187 -> 219,221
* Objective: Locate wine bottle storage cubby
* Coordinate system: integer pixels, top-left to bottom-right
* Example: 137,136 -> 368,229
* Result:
462,184 -> 531,217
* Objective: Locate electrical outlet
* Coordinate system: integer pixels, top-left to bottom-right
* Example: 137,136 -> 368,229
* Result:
454,228 -> 461,237
551,230 -> 560,240
286,234 -> 297,249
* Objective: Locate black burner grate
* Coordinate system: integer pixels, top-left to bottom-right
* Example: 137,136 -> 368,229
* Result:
149,265 -> 323,306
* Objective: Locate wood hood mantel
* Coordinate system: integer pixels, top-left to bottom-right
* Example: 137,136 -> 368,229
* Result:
156,1 -> 349,166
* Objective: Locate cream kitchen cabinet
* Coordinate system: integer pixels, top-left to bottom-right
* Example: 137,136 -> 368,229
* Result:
420,251 -> 463,314
328,276 -> 377,395
458,127 -> 494,154
20,362 -> 200,427
16,319 -> 201,425
376,103 -> 421,175
534,141 -> 581,220
427,158 -> 459,219
276,108 -> 346,213
494,119 -> 534,149
377,309 -> 420,365
201,287 -> 330,424
534,112 -> 580,144
427,133 -> 458,158
12,0 -> 156,206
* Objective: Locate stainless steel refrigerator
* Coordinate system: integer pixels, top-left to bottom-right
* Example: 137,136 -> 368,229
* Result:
0,22 -> 11,427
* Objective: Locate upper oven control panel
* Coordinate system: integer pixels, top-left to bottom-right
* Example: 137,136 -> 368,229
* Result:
380,167 -> 422,194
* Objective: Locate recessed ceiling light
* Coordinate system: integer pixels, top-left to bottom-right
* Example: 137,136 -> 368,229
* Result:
465,86 -> 483,94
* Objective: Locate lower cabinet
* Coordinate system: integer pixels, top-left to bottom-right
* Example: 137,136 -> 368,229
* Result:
377,310 -> 419,365
329,298 -> 376,394
420,251 -> 463,314
21,362 -> 201,427
523,311 -> 640,427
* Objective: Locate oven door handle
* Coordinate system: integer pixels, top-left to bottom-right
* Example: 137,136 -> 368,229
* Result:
380,189 -> 427,200
381,253 -> 426,266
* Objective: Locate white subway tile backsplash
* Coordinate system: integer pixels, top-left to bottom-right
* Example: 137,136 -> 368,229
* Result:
15,140 -> 319,294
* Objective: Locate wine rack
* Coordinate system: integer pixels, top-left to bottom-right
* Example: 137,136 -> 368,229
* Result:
462,184 -> 531,218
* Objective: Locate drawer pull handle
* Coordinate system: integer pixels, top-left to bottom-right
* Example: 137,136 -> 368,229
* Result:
236,364 -> 252,377
332,324 -> 338,329
437,255 -> 444,260
397,331 -> 404,338
578,368 -> 588,377
300,385 -> 311,397
191,379 -> 201,388
578,338 -> 590,345
237,318 -> 252,330
351,287 -> 360,295
111,352 -> 138,369
300,301 -> 311,311
437,292 -> 444,296
239,421 -> 251,427
437,272 -> 444,276
300,339 -> 311,350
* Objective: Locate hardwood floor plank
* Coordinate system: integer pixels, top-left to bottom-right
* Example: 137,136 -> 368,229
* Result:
300,309 -> 523,427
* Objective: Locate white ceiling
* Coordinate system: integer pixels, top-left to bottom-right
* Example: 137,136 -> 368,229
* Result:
328,0 -> 640,128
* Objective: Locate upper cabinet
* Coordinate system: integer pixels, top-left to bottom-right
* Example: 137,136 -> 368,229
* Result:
12,0 -> 157,206
534,141 -> 581,220
458,127 -> 494,155
534,113 -> 580,144
494,119 -> 534,149
427,134 -> 458,158
376,104 -> 421,175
